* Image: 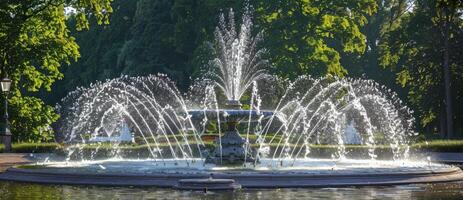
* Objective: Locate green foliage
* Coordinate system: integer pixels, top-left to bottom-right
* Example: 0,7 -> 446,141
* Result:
255,0 -> 377,77
0,0 -> 114,142
379,0 -> 463,135
55,0 -> 246,95
0,142 -> 61,153
9,95 -> 59,142
3,139 -> 463,154
337,0 -> 409,97
53,0 -> 378,99
412,140 -> 463,152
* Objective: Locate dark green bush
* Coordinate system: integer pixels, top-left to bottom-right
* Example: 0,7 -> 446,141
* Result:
0,143 -> 63,153
412,140 -> 463,152
1,139 -> 463,154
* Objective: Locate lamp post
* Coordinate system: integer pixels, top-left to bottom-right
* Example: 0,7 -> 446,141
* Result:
0,77 -> 12,152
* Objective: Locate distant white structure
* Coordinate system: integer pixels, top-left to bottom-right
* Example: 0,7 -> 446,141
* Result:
343,120 -> 362,145
89,122 -> 134,143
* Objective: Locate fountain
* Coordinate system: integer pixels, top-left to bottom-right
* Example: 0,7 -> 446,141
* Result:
1,7 -> 462,190
190,9 -> 270,165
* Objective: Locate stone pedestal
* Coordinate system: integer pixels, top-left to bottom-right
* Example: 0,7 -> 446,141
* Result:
205,100 -> 255,165
206,121 -> 254,165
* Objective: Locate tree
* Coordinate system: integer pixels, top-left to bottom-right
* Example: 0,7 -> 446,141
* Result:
53,0 -> 248,96
42,0 -> 138,105
254,0 -> 377,78
49,0 -> 378,102
435,0 -> 461,138
340,0 -> 411,83
0,0 -> 113,142
379,0 -> 463,137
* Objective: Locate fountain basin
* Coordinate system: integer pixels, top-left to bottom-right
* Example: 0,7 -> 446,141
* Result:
1,159 -> 462,188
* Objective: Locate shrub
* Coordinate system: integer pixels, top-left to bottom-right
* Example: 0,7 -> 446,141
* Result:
0,143 -> 62,153
1,139 -> 463,154
412,140 -> 463,152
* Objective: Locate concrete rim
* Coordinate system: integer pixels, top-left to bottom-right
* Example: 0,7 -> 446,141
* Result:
1,165 -> 462,188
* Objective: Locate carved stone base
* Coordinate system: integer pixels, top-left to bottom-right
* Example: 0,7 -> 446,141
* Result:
205,130 -> 255,165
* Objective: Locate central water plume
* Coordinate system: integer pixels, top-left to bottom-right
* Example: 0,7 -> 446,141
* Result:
207,8 -> 269,101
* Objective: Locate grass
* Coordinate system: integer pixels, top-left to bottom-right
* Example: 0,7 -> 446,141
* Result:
411,140 -> 463,152
134,134 -> 282,144
1,139 -> 463,153
0,143 -> 62,153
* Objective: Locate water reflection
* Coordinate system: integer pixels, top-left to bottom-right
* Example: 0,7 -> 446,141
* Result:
1,181 -> 462,200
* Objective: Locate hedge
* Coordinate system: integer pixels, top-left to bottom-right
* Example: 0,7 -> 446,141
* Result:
0,143 -> 62,153
1,140 -> 463,154
412,140 -> 463,152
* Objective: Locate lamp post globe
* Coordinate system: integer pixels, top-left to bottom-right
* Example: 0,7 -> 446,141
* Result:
1,78 -> 11,92
0,77 -> 12,152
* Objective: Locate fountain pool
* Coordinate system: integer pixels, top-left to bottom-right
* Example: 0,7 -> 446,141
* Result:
2,158 -> 462,188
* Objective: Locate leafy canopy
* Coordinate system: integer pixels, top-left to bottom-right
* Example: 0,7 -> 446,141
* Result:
255,0 -> 377,77
0,0 -> 113,142
379,0 -> 463,133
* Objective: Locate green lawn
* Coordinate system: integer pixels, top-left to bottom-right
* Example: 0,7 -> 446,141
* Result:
1,139 -> 463,153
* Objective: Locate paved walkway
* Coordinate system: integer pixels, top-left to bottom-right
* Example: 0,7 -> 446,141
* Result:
0,153 -> 32,172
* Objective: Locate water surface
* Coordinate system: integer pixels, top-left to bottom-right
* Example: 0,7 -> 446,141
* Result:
1,181 -> 462,200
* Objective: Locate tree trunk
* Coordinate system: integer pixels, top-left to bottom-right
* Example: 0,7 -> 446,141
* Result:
442,9 -> 453,138
440,107 -> 446,137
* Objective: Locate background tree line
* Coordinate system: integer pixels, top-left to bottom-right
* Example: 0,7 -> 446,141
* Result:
1,0 -> 461,142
